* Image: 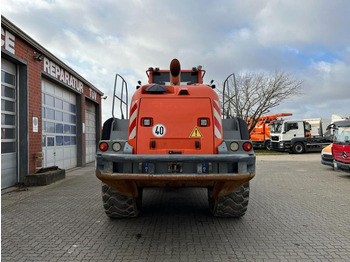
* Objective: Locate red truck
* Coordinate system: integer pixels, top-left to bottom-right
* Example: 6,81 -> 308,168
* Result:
332,121 -> 350,172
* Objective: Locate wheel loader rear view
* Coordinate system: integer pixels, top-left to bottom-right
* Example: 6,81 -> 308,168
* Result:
96,59 -> 256,218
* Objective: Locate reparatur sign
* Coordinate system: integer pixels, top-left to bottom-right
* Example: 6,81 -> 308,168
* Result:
43,57 -> 83,93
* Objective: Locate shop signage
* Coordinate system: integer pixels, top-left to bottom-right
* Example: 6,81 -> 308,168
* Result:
1,27 -> 15,54
43,57 -> 83,93
89,88 -> 97,101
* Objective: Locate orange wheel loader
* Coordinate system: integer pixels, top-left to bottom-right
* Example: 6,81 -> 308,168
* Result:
96,59 -> 256,218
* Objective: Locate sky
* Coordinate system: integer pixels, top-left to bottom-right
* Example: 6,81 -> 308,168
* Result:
2,0 -> 349,122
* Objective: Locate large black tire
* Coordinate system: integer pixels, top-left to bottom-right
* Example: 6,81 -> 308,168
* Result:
102,183 -> 142,218
208,182 -> 250,218
265,140 -> 272,150
292,142 -> 305,154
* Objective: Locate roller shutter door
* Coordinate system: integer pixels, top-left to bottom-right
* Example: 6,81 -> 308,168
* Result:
1,58 -> 17,188
42,79 -> 77,169
85,99 -> 96,163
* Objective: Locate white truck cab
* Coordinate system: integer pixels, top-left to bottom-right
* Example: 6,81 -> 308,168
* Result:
270,119 -> 319,154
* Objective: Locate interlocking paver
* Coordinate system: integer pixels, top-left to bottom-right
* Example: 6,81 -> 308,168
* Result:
2,154 -> 350,261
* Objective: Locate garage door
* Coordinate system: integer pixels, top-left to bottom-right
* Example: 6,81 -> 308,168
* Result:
1,58 -> 17,189
42,79 -> 77,170
85,99 -> 96,163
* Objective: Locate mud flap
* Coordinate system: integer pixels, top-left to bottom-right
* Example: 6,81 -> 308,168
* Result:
210,175 -> 252,198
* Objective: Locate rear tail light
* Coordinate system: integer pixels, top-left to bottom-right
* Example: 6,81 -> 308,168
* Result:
142,118 -> 152,126
230,142 -> 239,151
199,118 -> 210,127
112,142 -> 121,152
99,142 -> 109,151
243,142 -> 252,151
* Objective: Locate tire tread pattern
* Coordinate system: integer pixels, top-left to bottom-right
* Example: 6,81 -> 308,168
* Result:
102,183 -> 140,218
209,183 -> 250,218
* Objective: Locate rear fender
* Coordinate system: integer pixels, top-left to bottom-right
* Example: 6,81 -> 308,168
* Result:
101,118 -> 129,140
222,117 -> 250,140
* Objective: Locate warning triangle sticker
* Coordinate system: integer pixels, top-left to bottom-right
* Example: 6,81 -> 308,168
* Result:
190,126 -> 203,138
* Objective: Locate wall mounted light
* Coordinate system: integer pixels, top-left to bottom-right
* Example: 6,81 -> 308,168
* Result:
33,52 -> 43,61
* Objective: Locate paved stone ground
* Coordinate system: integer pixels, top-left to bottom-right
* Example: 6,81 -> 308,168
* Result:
2,154 -> 350,261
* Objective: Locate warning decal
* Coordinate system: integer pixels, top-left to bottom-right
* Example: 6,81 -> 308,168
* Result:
189,126 -> 203,138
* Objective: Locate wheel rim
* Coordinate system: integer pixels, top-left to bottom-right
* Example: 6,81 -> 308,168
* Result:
295,144 -> 303,153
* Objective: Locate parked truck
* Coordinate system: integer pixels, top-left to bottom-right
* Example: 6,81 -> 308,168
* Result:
304,118 -> 331,138
321,116 -> 350,168
332,120 -> 350,172
95,59 -> 256,218
321,144 -> 333,167
248,113 -> 292,150
270,119 -> 331,153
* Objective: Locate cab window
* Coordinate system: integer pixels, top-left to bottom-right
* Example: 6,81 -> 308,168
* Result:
285,122 -> 298,131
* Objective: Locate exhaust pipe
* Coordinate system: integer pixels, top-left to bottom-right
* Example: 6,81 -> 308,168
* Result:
170,58 -> 181,85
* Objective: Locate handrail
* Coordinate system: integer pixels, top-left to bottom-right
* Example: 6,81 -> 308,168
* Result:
112,74 -> 129,119
222,73 -> 238,119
